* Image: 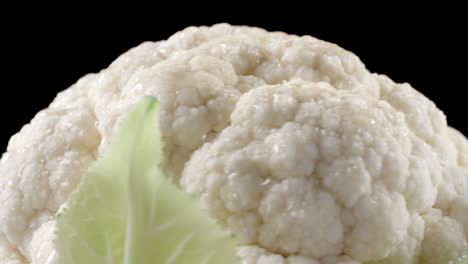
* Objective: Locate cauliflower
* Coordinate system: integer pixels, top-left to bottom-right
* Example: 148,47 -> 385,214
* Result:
0,24 -> 467,264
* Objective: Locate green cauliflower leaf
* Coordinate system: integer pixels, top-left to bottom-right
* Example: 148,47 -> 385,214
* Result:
55,97 -> 239,264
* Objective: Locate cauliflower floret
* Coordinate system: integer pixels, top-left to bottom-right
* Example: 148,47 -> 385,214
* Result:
1,24 -> 467,263
0,82 -> 100,260
238,246 -> 322,264
1,236 -> 24,264
420,209 -> 467,264
181,80 -> 466,262
28,221 -> 55,264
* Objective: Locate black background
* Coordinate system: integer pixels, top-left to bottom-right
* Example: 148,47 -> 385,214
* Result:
1,8 -> 466,152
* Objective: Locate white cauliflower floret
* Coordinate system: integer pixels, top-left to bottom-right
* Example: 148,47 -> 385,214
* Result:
0,83 -> 100,261
28,221 -> 55,264
1,236 -> 24,264
420,209 -> 467,264
1,23 -> 467,263
181,81 -> 466,263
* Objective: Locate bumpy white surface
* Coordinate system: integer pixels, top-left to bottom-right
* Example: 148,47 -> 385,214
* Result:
1,24 -> 467,264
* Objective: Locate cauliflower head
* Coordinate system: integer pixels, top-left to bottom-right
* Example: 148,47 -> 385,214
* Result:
0,24 -> 467,264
